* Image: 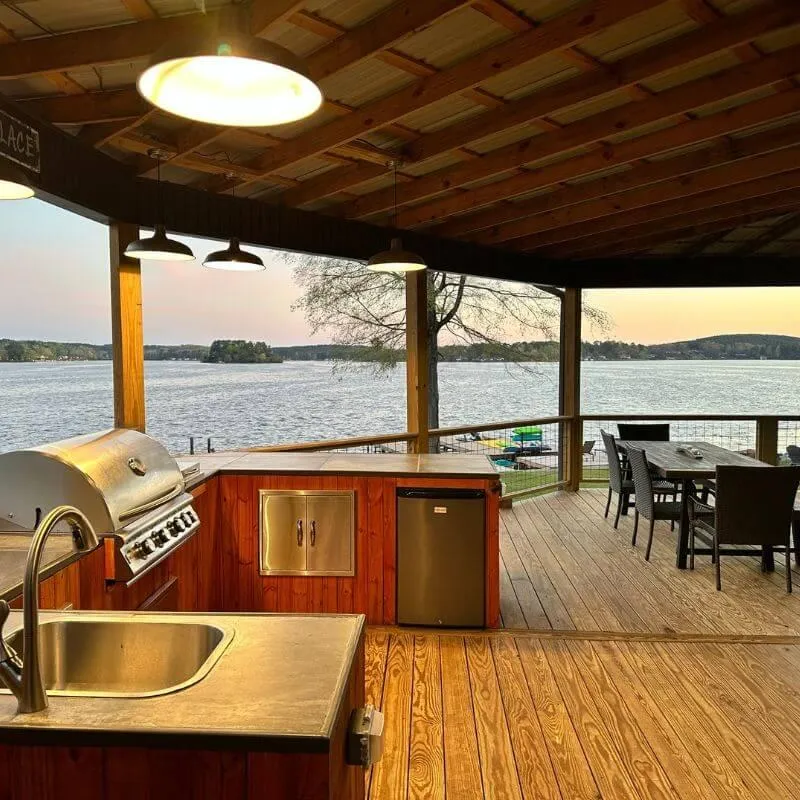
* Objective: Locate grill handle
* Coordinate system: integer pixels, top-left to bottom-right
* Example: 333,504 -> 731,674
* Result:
118,483 -> 184,522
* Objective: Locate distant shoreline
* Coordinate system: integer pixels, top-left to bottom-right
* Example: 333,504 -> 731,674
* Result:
2,334 -> 800,363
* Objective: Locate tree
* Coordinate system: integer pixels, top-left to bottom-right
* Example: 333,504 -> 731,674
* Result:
292,256 -> 606,429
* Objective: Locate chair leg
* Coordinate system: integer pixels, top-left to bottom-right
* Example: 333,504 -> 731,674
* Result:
631,511 -> 639,546
714,536 -> 721,591
604,487 -> 612,518
787,533 -> 793,594
689,526 -> 695,570
645,518 -> 656,561
614,493 -> 623,529
793,519 -> 800,566
670,519 -> 675,532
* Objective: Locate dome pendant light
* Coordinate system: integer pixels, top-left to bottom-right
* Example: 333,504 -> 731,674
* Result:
137,9 -> 322,127
0,159 -> 34,200
367,161 -> 426,273
125,150 -> 195,262
203,173 -> 265,271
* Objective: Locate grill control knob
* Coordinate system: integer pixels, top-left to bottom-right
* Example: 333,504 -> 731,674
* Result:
153,530 -> 169,546
174,518 -> 186,533
135,540 -> 154,557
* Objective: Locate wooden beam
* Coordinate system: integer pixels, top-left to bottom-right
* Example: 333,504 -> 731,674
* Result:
560,288 -> 582,492
735,211 -> 800,254
406,272 -> 430,454
250,1 -> 306,37
19,88 -> 147,124
515,168 -> 800,252
487,142 -> 800,246
548,187 -> 800,257
434,88 -> 800,238
109,222 -> 145,432
679,229 -> 734,256
121,0 -> 157,20
756,417 -> 779,465
403,0 -> 799,166
228,0 -> 667,191
0,11 -> 227,78
352,44 -> 800,226
468,124 -> 800,244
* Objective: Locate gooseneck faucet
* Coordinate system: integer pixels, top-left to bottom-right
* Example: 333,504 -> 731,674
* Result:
0,506 -> 99,713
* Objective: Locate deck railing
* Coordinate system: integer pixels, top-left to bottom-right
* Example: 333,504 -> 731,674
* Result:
224,413 -> 800,499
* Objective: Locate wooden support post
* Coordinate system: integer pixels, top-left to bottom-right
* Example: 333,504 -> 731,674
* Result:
756,416 -> 779,465
109,221 -> 145,431
560,287 -> 582,491
405,270 -> 430,454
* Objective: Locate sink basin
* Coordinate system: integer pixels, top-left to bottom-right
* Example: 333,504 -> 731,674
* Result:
2,618 -> 233,698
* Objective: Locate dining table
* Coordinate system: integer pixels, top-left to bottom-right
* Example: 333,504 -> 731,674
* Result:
615,440 -> 767,569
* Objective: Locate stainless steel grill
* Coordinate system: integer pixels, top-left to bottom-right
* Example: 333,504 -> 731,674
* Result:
0,429 -> 200,583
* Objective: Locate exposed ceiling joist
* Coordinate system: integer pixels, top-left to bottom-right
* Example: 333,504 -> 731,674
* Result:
541,184 -> 800,256
734,211 -> 800,254
223,0 -> 668,192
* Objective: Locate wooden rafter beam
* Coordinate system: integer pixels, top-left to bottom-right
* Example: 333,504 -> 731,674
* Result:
121,0 -> 157,21
580,205 -> 800,258
224,0 -> 668,192
540,184 -> 800,257
19,87 -> 148,124
471,135 -> 800,245
250,1 -> 307,38
365,45 -> 800,228
433,89 -> 800,238
734,211 -> 800,255
401,0 -> 796,167
0,11 -> 229,78
513,168 -> 800,252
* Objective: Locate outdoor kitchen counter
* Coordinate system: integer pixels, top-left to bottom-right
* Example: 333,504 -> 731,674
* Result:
0,610 -> 364,752
179,451 -> 498,489
0,532 -> 87,604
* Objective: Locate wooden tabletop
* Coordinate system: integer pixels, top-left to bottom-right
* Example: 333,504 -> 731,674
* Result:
616,440 -> 765,480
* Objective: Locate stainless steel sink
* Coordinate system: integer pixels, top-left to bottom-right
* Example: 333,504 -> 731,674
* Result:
2,618 -> 233,698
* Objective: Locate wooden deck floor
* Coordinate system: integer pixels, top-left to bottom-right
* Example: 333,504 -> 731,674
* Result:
499,489 -> 800,636
365,630 -> 800,800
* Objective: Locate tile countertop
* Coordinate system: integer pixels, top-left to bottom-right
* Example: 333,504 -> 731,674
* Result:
0,611 -> 364,752
179,452 -> 498,488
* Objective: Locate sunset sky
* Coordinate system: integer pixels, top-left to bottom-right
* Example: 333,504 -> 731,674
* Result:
2,198 -> 799,347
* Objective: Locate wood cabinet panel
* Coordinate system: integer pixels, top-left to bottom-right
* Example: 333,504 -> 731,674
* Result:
216,474 -> 499,627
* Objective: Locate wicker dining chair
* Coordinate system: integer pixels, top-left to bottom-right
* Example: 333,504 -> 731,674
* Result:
627,446 -> 681,561
688,465 -> 800,592
787,445 -> 800,465
600,429 -> 633,529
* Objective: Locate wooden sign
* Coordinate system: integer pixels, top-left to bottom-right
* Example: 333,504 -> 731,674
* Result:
0,109 -> 39,173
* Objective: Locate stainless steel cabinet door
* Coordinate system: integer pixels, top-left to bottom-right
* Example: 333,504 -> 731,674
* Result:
260,493 -> 307,573
306,494 -> 354,575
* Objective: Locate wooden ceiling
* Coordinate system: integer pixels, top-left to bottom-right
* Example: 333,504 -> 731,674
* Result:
2,0 -> 800,260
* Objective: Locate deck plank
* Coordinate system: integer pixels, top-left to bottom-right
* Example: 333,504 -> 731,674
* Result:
440,637 -> 483,800
408,636 -> 445,800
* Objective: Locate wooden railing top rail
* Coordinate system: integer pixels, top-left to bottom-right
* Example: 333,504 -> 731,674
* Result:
430,416 -> 569,438
580,414 -> 800,422
245,431 -> 417,453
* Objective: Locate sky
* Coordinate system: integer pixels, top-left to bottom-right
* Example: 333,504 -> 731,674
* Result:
1,198 -> 799,346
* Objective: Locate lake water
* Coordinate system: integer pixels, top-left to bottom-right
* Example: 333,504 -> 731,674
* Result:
0,359 -> 798,454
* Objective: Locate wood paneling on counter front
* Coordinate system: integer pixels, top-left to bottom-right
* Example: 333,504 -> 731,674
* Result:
218,474 -> 500,627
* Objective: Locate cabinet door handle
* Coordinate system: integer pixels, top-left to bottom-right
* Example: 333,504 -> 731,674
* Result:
296,519 -> 303,547
310,520 -> 316,547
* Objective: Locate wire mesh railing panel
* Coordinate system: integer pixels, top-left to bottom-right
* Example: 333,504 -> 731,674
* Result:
433,420 -> 563,496
581,418 -> 758,483
778,419 -> 800,465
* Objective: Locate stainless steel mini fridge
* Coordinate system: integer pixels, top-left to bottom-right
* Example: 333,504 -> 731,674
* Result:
396,487 -> 485,627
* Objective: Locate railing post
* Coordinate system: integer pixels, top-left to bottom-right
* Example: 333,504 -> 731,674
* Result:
405,270 -> 430,454
109,221 -> 145,432
560,287 -> 582,490
756,416 -> 779,464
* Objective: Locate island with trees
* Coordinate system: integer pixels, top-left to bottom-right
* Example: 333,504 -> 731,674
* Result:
203,340 -> 283,364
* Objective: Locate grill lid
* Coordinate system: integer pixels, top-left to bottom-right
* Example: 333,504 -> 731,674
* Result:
0,429 -> 184,533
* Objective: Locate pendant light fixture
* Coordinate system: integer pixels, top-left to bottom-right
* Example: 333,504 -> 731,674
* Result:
0,159 -> 34,200
203,173 -> 265,271
367,161 -> 426,273
125,150 -> 195,262
137,7 -> 322,128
